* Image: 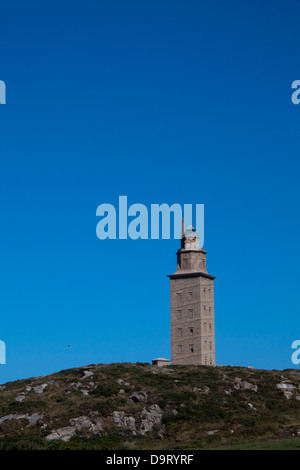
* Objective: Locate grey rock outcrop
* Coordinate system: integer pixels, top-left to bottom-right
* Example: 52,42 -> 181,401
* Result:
33,384 -> 48,394
234,378 -> 258,392
81,371 -> 94,380
45,415 -> 103,442
247,403 -> 257,410
207,430 -> 218,436
15,394 -> 26,402
0,413 -> 43,426
277,382 -> 295,399
129,391 -> 147,403
109,411 -> 136,431
193,386 -> 210,394
139,404 -> 163,435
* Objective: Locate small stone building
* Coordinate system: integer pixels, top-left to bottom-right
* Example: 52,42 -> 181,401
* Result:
152,358 -> 170,367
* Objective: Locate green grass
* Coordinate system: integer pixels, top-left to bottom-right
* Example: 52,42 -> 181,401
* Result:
208,437 -> 300,450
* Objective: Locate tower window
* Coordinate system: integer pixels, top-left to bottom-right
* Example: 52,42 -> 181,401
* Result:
189,344 -> 194,353
188,309 -> 193,318
188,291 -> 193,299
189,328 -> 194,335
177,309 -> 182,319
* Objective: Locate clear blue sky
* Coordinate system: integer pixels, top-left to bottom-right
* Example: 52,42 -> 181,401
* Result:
0,0 -> 299,383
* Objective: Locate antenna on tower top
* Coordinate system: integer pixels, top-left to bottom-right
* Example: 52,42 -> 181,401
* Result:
181,218 -> 185,238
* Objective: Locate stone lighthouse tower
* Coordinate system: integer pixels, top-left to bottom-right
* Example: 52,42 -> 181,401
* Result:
168,221 -> 216,366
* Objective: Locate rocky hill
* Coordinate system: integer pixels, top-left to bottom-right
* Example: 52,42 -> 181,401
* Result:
0,362 -> 300,449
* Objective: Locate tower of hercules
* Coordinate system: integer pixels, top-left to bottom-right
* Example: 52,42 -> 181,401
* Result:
168,221 -> 216,366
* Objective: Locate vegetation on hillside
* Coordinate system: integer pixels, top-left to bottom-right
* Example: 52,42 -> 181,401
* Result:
0,363 -> 300,449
